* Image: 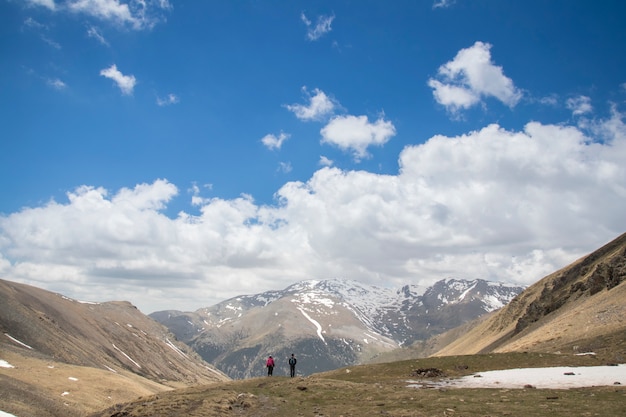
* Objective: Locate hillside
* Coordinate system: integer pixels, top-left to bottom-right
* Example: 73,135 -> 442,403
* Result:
433,232 -> 626,361
151,278 -> 523,378
0,279 -> 228,417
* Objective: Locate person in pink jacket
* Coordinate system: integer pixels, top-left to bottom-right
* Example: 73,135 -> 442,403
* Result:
266,355 -> 275,376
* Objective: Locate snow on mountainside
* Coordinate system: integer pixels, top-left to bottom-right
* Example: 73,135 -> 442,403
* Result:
152,278 -> 524,379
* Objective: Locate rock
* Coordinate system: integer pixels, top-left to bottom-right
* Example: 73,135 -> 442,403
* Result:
410,368 -> 445,378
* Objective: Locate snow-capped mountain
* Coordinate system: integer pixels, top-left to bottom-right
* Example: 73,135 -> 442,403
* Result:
151,278 -> 524,379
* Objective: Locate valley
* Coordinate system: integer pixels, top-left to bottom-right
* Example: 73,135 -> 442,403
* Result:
1,232 -> 625,416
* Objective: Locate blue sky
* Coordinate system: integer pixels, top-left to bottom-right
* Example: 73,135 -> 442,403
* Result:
1,0 -> 625,313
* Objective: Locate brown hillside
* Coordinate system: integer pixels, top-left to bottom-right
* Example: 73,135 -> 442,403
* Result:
434,232 -> 626,361
0,279 -> 229,416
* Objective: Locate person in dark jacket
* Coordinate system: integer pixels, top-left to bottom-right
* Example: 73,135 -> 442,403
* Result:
288,353 -> 297,377
266,355 -> 275,376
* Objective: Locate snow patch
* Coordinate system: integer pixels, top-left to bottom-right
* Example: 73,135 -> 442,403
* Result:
482,294 -> 505,312
408,365 -> 626,389
297,308 -> 326,344
0,360 -> 14,368
4,333 -> 32,349
104,365 -> 117,373
458,281 -> 477,301
165,338 -> 189,358
112,344 -> 141,368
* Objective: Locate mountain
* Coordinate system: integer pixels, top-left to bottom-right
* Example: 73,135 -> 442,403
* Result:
151,278 -> 523,379
0,279 -> 228,417
432,232 -> 626,361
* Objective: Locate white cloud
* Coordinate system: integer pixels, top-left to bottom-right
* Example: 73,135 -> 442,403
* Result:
301,12 -> 335,41
87,25 -> 109,46
156,93 -> 179,106
47,78 -> 66,89
432,0 -> 455,9
66,0 -> 170,30
25,0 -> 56,10
429,41 -> 522,114
539,94 -> 559,106
566,95 -> 593,116
23,17 -> 47,30
261,132 -> 290,150
278,162 -> 293,174
22,0 -> 171,30
100,64 -> 136,95
319,155 -> 333,167
41,35 -> 61,49
1,111 -> 625,313
189,183 -> 211,207
320,115 -> 396,161
286,87 -> 336,121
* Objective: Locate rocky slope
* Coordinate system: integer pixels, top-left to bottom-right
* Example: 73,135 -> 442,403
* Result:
0,279 -> 229,417
433,232 -> 626,361
0,279 -> 227,385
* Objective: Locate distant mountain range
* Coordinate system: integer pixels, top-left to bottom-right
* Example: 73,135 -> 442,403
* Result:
150,278 -> 524,378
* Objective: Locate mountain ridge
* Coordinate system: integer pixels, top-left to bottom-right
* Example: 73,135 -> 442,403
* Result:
432,232 -> 626,360
151,277 -> 524,378
0,278 -> 229,416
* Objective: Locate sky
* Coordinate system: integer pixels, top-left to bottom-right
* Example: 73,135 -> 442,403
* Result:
1,0 -> 625,314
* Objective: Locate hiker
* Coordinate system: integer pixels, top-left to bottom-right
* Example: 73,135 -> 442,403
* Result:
266,355 -> 275,376
288,353 -> 297,377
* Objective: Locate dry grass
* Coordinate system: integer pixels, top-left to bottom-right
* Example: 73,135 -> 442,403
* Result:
88,352 -> 626,417
0,348 -> 173,417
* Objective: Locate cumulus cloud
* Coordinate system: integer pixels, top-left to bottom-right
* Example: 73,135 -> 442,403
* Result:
1,111 -> 625,313
286,87 -> 337,121
566,95 -> 593,116
320,115 -> 396,161
100,64 -> 136,95
301,12 -> 335,41
319,155 -> 333,167
428,41 -> 522,114
261,132 -> 290,150
189,182 -> 212,207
